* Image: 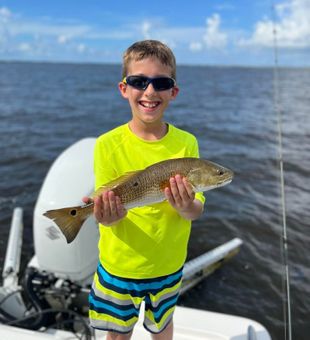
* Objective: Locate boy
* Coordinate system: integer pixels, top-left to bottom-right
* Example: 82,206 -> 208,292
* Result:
88,40 -> 205,340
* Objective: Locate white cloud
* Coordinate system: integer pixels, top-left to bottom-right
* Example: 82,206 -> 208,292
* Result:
9,21 -> 91,38
128,14 -> 228,54
1,6 -> 89,42
188,14 -> 228,52
142,20 -> 151,39
0,7 -> 103,60
77,43 -> 86,53
128,18 -> 204,49
58,35 -> 69,44
18,42 -> 31,52
203,14 -> 227,49
0,7 -> 11,20
238,0 -> 310,48
189,42 -> 203,52
0,7 -> 133,54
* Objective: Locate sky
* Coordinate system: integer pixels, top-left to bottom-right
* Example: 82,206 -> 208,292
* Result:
0,0 -> 309,66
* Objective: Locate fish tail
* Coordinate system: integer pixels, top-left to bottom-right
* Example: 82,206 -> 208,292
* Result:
43,205 -> 91,243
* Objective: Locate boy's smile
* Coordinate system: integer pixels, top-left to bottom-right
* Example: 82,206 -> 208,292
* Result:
139,100 -> 161,109
119,57 -> 179,138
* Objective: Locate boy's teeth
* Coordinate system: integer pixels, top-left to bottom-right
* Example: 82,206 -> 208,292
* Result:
140,101 -> 159,108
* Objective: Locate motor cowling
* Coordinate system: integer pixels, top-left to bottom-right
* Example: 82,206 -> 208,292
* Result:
33,138 -> 98,284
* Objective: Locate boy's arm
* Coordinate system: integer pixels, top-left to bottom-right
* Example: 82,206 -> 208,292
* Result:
164,175 -> 204,221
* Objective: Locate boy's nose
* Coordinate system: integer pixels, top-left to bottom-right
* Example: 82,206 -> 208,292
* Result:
144,82 -> 156,94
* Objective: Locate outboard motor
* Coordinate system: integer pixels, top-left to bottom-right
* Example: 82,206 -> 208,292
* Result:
33,138 -> 99,285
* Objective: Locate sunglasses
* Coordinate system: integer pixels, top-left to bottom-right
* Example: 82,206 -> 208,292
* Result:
123,75 -> 176,91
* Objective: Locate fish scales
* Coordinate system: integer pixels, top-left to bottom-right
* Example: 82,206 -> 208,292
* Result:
112,158 -> 196,208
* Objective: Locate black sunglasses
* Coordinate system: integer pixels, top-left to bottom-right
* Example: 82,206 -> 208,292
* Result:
123,75 -> 176,91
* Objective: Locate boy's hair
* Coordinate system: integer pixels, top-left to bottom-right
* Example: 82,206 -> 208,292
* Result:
122,40 -> 176,79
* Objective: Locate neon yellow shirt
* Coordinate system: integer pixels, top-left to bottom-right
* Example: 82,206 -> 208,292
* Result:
94,123 -> 205,279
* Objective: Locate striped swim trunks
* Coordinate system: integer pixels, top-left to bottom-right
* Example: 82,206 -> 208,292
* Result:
89,262 -> 183,334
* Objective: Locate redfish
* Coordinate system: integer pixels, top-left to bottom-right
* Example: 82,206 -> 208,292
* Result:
43,158 -> 233,243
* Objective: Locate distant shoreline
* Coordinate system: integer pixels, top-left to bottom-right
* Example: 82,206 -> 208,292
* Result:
0,59 -> 309,70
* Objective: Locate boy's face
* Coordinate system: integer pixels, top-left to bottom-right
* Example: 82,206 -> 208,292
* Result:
118,57 -> 179,129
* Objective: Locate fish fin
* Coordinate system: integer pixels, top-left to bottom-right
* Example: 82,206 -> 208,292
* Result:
91,170 -> 142,197
43,205 -> 89,243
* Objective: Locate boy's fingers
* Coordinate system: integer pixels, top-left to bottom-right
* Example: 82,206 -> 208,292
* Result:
174,176 -> 194,202
102,191 -> 111,217
108,191 -> 117,215
182,178 -> 195,200
175,175 -> 188,198
93,196 -> 102,220
82,196 -> 93,204
115,196 -> 126,216
164,187 -> 174,204
169,177 -> 181,202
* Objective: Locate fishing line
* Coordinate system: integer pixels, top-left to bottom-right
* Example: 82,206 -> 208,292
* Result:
271,3 -> 292,340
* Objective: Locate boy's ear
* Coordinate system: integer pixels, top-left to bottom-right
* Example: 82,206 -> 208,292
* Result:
118,82 -> 128,98
171,86 -> 179,100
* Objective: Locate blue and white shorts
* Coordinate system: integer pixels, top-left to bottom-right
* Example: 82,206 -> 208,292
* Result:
89,263 -> 183,334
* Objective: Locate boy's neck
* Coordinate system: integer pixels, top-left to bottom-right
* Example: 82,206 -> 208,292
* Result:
128,120 -> 168,141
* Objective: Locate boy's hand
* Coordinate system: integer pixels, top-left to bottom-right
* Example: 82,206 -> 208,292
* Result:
164,175 -> 203,220
84,191 -> 127,226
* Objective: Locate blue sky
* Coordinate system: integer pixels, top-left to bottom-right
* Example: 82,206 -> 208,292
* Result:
0,0 -> 309,66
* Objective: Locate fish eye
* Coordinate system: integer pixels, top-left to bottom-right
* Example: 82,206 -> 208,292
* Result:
70,209 -> 77,216
218,170 -> 224,176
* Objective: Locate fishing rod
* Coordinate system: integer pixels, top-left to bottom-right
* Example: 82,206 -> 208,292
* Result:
271,3 -> 292,340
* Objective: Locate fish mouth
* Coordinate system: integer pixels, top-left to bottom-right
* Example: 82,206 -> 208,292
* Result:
215,170 -> 234,188
217,178 -> 232,187
195,177 -> 233,192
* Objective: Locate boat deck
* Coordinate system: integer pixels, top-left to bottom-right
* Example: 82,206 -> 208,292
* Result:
0,305 -> 271,340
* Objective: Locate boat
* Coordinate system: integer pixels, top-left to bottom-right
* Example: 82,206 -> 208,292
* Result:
0,138 -> 272,339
